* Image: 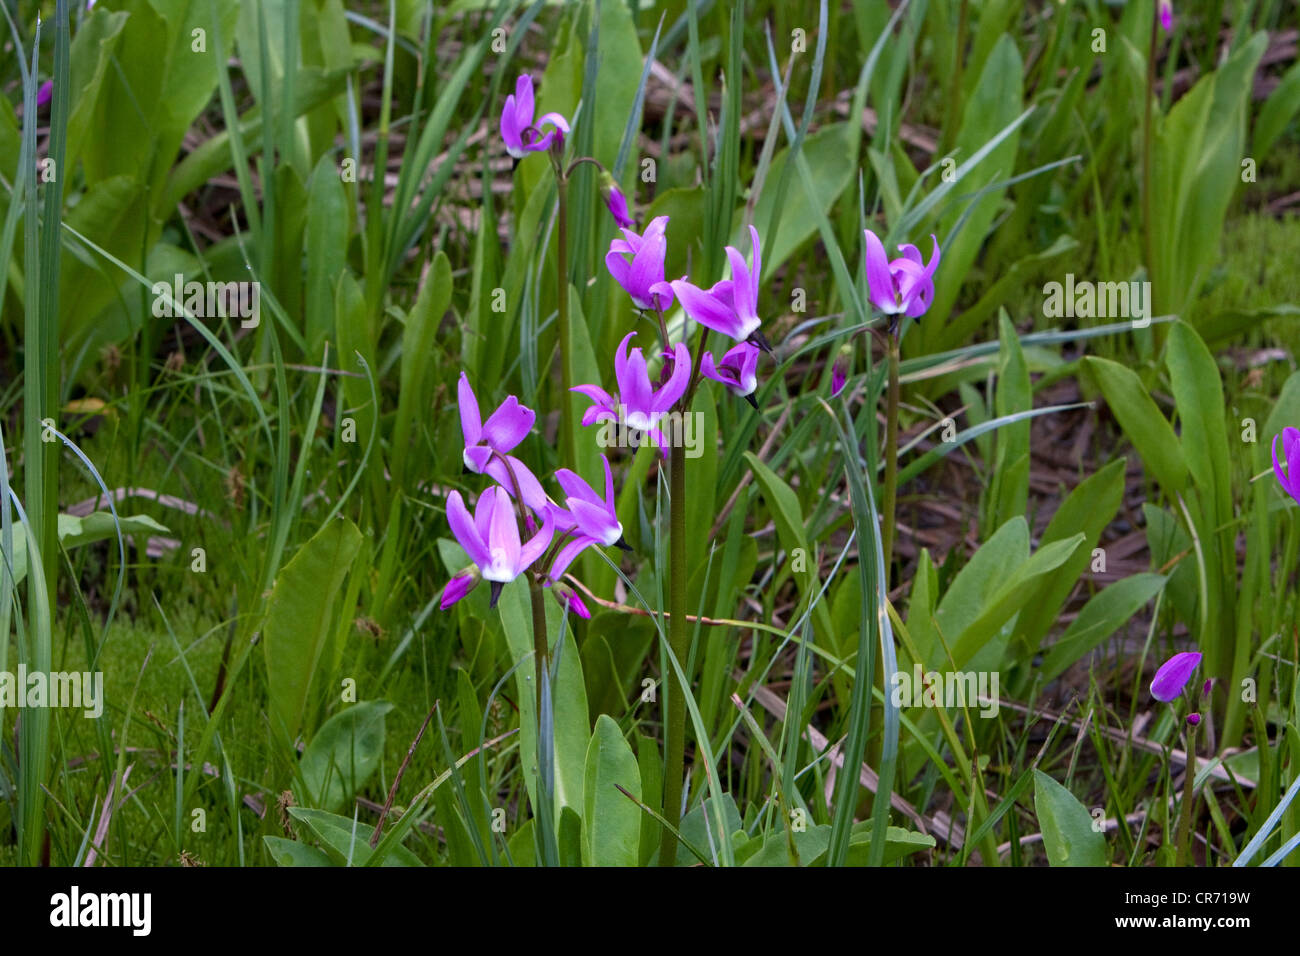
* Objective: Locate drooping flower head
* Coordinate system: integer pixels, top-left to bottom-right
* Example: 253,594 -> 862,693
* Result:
458,372 -> 545,510
1158,0 -> 1174,32
1150,651 -> 1202,703
863,229 -> 941,319
547,454 -> 626,581
500,75 -> 570,160
443,486 -> 554,608
606,216 -> 673,311
1272,427 -> 1300,506
671,225 -> 764,345
600,171 -> 636,230
571,333 -> 691,455
701,342 -> 761,408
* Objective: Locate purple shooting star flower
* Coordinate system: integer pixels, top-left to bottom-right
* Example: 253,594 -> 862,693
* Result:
36,80 -> 53,109
671,225 -> 766,346
863,229 -> 941,320
443,486 -> 555,609
1272,427 -> 1300,506
701,342 -> 761,408
606,216 -> 674,311
458,372 -> 546,511
571,333 -> 691,455
1150,651 -> 1202,703
546,455 -> 627,581
500,75 -> 570,160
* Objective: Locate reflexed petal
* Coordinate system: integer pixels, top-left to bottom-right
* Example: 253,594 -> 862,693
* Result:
500,95 -> 525,157
894,242 -> 923,265
917,234 -> 941,281
1286,426 -> 1300,483
483,486 -> 522,577
1274,429 -> 1300,501
446,491 -> 490,568
892,258 -> 936,318
1274,431 -> 1290,491
601,454 -> 616,507
700,351 -> 740,390
672,280 -> 742,339
527,129 -> 556,153
863,228 -> 901,313
547,502 -> 578,535
581,404 -> 615,427
536,111 -> 570,135
725,245 -> 754,321
554,467 -> 602,508
643,216 -> 670,241
620,341 -> 656,417
571,383 -> 614,409
709,279 -> 736,312
549,535 -> 595,582
654,342 -> 692,412
481,395 -> 534,452
514,75 -> 534,124
458,372 -> 482,446
729,342 -> 761,394
569,498 -> 618,541
485,455 -> 548,514
747,225 -> 763,304
627,235 -> 668,305
605,248 -> 634,293
613,332 -> 636,387
517,504 -> 556,573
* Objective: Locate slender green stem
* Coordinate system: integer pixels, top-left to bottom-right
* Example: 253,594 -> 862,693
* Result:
556,174 -> 576,471
659,443 -> 689,866
1175,716 -> 1198,866
1141,18 -> 1158,314
881,329 -> 901,586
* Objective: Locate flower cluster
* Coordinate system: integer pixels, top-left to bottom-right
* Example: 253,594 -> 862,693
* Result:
441,374 -> 629,620
581,217 -> 772,437
450,73 -> 949,614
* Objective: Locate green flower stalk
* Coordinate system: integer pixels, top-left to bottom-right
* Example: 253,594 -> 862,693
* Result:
1150,650 -> 1202,865
861,229 -> 941,581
